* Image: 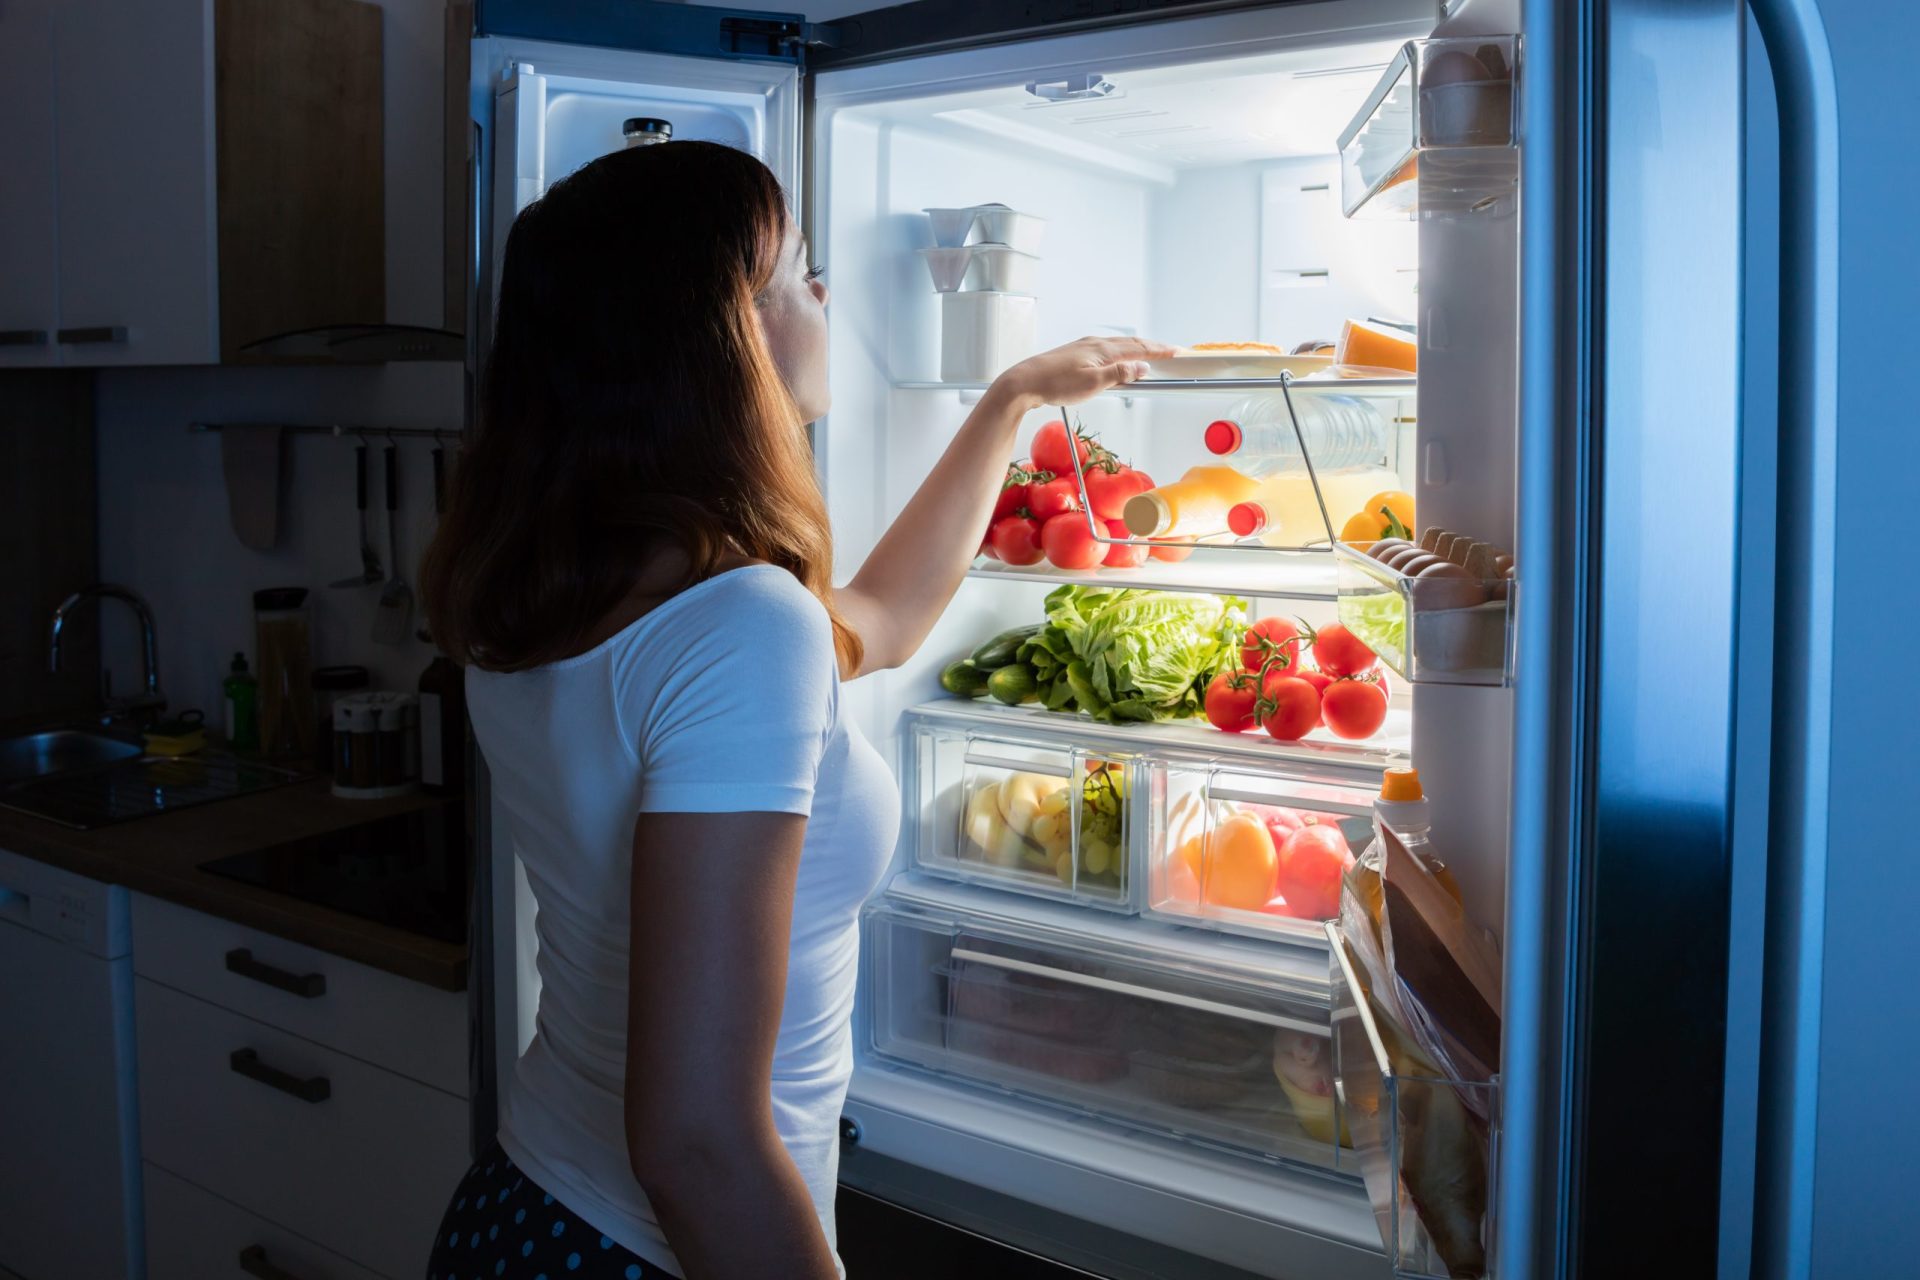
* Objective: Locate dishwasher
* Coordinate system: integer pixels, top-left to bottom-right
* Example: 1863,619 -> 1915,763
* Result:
0,847 -> 144,1279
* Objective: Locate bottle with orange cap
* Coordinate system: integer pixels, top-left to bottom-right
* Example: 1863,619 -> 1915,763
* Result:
1348,765 -> 1464,927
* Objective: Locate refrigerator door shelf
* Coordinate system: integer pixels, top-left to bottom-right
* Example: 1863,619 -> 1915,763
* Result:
1148,765 -> 1378,946
1334,541 -> 1514,686
1337,37 -> 1520,219
864,889 -> 1346,1174
912,721 -> 1136,912
1327,922 -> 1497,1279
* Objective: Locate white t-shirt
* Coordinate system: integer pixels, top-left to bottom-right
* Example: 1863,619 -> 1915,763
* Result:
466,564 -> 899,1278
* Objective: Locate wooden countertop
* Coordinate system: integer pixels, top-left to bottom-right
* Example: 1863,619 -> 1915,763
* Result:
0,774 -> 469,991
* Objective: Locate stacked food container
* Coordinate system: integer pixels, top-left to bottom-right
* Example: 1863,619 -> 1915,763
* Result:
920,204 -> 1044,382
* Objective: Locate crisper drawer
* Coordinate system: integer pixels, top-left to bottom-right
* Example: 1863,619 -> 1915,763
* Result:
1146,761 -> 1378,944
135,976 -> 469,1280
132,892 -> 466,1096
908,712 -> 1134,911
863,893 -> 1346,1172
144,1162 -> 385,1280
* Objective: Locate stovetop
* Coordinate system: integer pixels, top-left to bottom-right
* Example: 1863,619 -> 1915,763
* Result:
200,802 -> 469,946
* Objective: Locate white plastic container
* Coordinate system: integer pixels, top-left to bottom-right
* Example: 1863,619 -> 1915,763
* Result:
968,204 -> 1046,253
941,291 -> 1036,383
920,247 -> 975,292
964,245 -> 1038,293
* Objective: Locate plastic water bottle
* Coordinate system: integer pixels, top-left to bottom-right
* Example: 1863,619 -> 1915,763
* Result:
1202,393 -> 1387,475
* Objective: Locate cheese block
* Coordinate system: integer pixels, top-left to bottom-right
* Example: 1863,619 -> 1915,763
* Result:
1335,318 -> 1417,373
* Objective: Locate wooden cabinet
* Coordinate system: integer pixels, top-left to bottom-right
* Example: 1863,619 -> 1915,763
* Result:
0,0 -> 383,367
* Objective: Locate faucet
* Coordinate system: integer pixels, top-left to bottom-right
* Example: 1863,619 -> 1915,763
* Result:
50,583 -> 165,726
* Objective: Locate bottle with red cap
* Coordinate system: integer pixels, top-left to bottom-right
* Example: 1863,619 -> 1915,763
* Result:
1203,393 -> 1387,474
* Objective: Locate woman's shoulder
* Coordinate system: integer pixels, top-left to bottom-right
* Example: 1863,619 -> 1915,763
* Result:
669,563 -> 827,633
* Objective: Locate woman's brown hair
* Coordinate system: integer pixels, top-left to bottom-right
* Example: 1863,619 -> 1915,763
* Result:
421,141 -> 859,673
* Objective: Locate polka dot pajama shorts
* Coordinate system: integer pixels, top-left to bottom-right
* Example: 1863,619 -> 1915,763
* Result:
426,1140 -> 671,1279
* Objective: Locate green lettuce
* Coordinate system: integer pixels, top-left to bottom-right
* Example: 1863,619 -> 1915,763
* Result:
1033,586 -> 1247,723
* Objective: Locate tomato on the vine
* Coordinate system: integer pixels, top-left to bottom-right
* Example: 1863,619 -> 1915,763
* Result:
1311,622 -> 1378,678
1031,420 -> 1093,478
1148,536 -> 1195,563
1102,519 -> 1147,568
1320,678 -> 1388,740
1242,617 -> 1308,677
1084,464 -> 1147,520
1258,671 -> 1322,741
993,462 -> 1034,523
989,515 -> 1044,565
1203,670 -> 1261,733
1040,513 -> 1102,570
1026,475 -> 1081,521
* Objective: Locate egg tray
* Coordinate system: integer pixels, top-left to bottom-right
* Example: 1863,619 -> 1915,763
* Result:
1333,541 -> 1512,686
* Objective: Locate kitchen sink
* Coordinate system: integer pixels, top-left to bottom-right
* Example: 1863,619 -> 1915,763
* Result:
0,730 -> 143,786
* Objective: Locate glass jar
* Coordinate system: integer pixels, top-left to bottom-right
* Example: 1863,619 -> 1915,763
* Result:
622,116 -> 672,147
253,588 -> 314,764
331,692 -> 418,798
311,665 -> 370,774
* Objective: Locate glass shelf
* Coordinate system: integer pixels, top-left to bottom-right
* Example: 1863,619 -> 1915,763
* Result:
968,548 -> 1338,601
895,376 -> 1415,399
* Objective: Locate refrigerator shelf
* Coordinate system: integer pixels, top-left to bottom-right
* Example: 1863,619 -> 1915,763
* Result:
896,376 -> 1416,399
1334,541 -> 1514,687
864,885 -> 1348,1173
1328,922 -> 1498,1279
1338,37 -> 1519,220
967,549 -> 1338,601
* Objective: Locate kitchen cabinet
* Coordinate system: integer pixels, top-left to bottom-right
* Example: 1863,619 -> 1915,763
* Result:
0,0 -> 383,368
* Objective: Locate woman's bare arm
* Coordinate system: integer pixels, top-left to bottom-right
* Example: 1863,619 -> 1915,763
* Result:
624,809 -> 839,1280
834,336 -> 1175,678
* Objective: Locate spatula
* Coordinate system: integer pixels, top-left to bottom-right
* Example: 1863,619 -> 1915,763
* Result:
372,443 -> 413,644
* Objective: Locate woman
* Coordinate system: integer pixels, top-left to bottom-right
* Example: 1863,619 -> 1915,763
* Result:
420,140 -> 1169,1280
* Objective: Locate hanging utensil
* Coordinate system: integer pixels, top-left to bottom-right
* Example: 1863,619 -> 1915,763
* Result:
372,443 -> 413,644
329,443 -> 384,588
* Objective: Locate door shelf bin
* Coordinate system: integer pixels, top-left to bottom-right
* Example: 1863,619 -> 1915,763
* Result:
1335,542 -> 1512,686
1327,923 -> 1499,1279
864,894 -> 1346,1171
1146,763 -> 1379,945
1338,37 -> 1519,219
908,712 -> 1135,911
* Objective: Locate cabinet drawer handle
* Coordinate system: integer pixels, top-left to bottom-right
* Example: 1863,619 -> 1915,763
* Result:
0,328 -> 49,346
238,1244 -> 311,1280
55,325 -> 128,344
226,947 -> 327,997
229,1048 -> 330,1103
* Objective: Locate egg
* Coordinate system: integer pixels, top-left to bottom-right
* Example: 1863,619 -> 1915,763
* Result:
1385,546 -> 1433,572
1422,49 -> 1493,87
1367,537 -> 1412,562
1413,560 -> 1489,610
1395,553 -> 1441,578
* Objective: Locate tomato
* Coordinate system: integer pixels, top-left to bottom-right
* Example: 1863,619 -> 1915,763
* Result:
1040,513 -> 1102,570
1031,420 -> 1092,478
978,533 -> 999,561
1027,475 -> 1081,521
1320,678 -> 1388,740
989,515 -> 1044,565
1294,667 -> 1333,709
1203,670 -> 1260,733
993,465 -> 1033,522
1102,519 -> 1147,568
1258,671 -> 1321,741
1257,893 -> 1301,918
1277,824 -> 1353,920
1311,622 -> 1378,678
1148,536 -> 1195,562
1242,617 -> 1307,677
1261,807 -> 1306,850
1084,465 -> 1146,520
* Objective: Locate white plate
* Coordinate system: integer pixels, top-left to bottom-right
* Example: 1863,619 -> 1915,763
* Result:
1146,352 -> 1334,380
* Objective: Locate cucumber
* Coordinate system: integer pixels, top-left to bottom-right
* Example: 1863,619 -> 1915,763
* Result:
939,660 -> 992,698
987,663 -> 1041,705
969,624 -> 1043,670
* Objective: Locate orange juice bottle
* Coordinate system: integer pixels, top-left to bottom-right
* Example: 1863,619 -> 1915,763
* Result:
1121,465 -> 1260,538
1226,467 -> 1403,546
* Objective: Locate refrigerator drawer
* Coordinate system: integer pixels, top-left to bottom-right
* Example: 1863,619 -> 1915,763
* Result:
1147,763 -> 1376,944
864,895 -> 1346,1173
910,717 -> 1134,911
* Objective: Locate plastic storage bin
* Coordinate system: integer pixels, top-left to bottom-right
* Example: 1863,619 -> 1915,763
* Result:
1337,36 -> 1519,219
1328,922 -> 1498,1278
864,888 -> 1344,1169
1335,542 -> 1512,686
908,711 -> 1133,910
940,291 -> 1035,383
1148,763 -> 1383,944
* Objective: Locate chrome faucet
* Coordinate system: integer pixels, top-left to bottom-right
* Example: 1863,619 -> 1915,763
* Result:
50,583 -> 165,725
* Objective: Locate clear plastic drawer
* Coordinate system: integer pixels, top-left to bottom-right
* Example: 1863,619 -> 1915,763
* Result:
909,715 -> 1134,911
864,893 -> 1344,1170
1147,763 -> 1376,944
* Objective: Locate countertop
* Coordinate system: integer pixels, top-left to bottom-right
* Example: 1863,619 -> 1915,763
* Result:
0,774 -> 469,991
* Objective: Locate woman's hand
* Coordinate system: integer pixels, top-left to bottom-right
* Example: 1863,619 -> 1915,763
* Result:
990,336 -> 1178,414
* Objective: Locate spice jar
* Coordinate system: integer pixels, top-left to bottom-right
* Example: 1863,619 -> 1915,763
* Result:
311,665 -> 370,774
254,588 -> 314,764
331,692 -> 418,799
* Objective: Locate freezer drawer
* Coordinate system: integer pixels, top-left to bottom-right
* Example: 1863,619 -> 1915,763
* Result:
864,892 -> 1347,1173
909,714 -> 1134,911
1148,762 -> 1377,944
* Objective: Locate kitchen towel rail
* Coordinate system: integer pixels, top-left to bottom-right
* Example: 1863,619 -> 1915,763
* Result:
189,422 -> 463,441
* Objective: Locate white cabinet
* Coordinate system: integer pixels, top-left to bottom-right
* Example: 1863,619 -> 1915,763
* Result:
0,0 -> 60,366
0,0 -> 383,367
145,1164 -> 386,1280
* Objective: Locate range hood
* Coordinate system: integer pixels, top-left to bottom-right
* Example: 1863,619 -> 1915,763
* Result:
236,323 -> 465,364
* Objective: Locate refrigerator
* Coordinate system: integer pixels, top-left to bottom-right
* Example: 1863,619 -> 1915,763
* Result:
459,1 -> 1914,1276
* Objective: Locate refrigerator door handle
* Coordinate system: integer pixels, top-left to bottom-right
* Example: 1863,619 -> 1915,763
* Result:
949,947 -> 1325,1036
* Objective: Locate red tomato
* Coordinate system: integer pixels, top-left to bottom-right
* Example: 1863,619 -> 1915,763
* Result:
1257,893 -> 1301,918
1148,536 -> 1195,563
1031,420 -> 1092,478
1027,475 -> 1082,521
989,515 -> 1044,566
1084,465 -> 1147,520
1242,617 -> 1307,677
1277,824 -> 1353,920
1102,519 -> 1147,568
1258,671 -> 1321,741
993,464 -> 1032,522
1203,671 -> 1260,733
1311,623 -> 1379,678
1041,513 -> 1102,570
978,533 -> 999,561
1320,678 -> 1388,740
1263,806 -> 1307,840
